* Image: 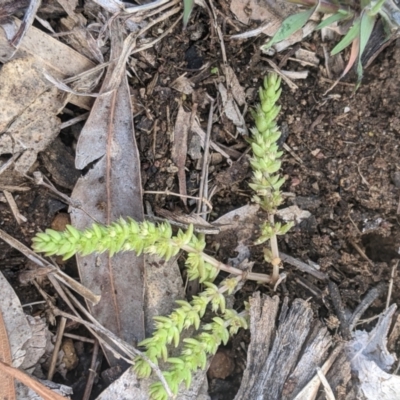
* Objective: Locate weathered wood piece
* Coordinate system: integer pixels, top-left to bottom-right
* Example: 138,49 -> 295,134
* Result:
236,295 -> 317,400
235,292 -> 398,400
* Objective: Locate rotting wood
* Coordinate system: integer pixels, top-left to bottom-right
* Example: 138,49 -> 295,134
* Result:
234,291 -> 399,400
234,293 -> 347,400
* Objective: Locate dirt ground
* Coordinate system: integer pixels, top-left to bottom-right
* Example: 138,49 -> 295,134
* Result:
1,2 -> 400,399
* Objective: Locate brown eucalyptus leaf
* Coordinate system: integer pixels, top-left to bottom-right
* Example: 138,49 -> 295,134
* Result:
71,21 -> 145,366
171,106 -> 191,206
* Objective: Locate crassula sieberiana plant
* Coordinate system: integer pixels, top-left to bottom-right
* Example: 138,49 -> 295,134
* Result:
32,72 -> 291,399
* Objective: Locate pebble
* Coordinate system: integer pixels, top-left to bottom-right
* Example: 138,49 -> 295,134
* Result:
208,349 -> 235,380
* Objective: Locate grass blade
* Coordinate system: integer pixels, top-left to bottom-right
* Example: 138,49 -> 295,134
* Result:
183,0 -> 194,29
316,10 -> 351,30
359,11 -> 376,57
356,11 -> 376,84
262,6 -> 317,50
331,19 -> 361,55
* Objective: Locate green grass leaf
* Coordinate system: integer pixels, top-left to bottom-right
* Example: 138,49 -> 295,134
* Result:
357,11 -> 376,84
262,6 -> 317,51
331,19 -> 361,55
359,11 -> 376,58
183,0 -> 194,29
316,10 -> 351,30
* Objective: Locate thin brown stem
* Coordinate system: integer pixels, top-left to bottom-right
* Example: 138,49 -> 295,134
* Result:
268,214 -> 280,284
181,244 -> 272,283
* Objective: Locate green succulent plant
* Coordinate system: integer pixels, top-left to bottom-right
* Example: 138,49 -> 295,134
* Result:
32,72 -> 291,399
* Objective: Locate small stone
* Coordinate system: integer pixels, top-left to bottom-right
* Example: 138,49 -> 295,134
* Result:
51,213 -> 70,231
391,171 -> 400,188
208,349 -> 235,380
61,339 -> 79,371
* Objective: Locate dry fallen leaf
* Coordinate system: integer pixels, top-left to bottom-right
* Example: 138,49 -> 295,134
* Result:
170,74 -> 195,94
224,65 -> 246,106
0,271 -> 64,400
171,105 -> 191,206
71,20 -> 145,366
276,205 -> 311,224
0,56 -> 68,173
218,83 -> 247,135
0,17 -> 96,110
213,204 -> 260,266
230,0 -> 290,25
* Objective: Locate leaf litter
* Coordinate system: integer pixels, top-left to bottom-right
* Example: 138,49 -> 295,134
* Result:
0,0 -> 400,399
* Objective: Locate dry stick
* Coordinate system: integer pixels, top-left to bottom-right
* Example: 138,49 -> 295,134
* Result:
63,333 -> 95,344
27,172 -> 101,224
350,240 -> 375,268
269,214 -> 280,284
145,213 -> 220,235
130,11 -> 181,56
386,260 -> 399,309
261,58 -> 299,90
47,317 -> 67,381
144,190 -> 213,211
348,281 -> 387,331
3,190 -> 27,224
0,185 -> 30,192
41,274 -> 159,388
142,0 -> 181,18
197,98 -> 215,215
0,152 -> 22,175
60,286 -> 173,397
11,0 -> 41,47
53,307 -> 173,398
125,0 -> 176,14
182,243 -> 272,283
22,300 -> 46,308
60,112 -> 90,130
212,3 -> 228,64
47,276 -> 139,366
295,276 -> 323,298
82,340 -> 101,400
0,360 -> 66,400
280,252 -> 328,281
328,280 -> 351,340
316,367 -> 336,400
